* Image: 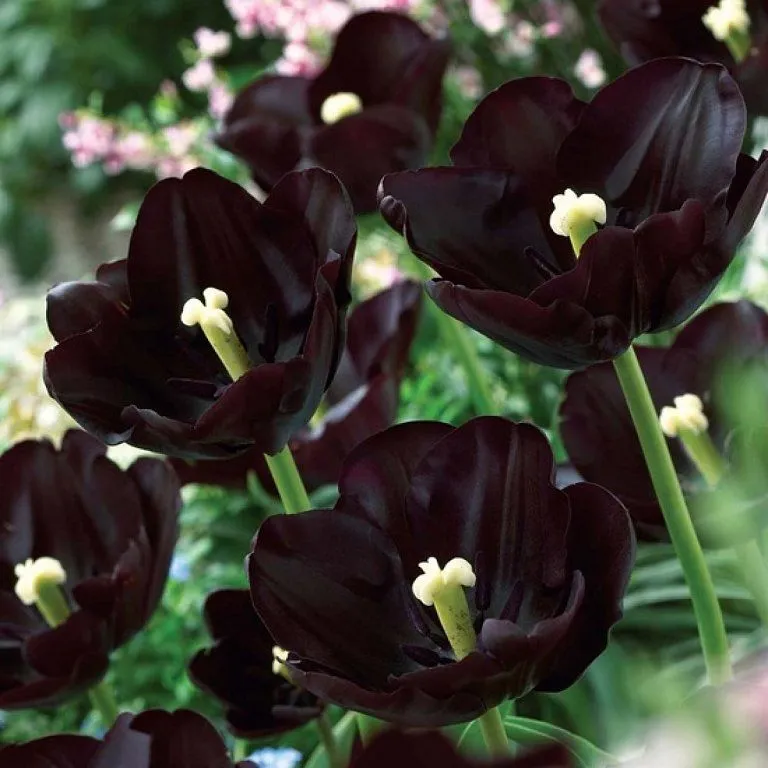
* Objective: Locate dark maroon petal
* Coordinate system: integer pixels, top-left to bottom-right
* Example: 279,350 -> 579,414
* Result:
536,483 -> 635,690
719,151 -> 768,256
310,105 -> 431,213
217,75 -> 313,191
597,0 -> 728,65
379,168 -> 568,293
404,418 -> 571,608
308,11 -> 444,122
0,735 -> 100,767
426,281 -> 631,369
559,59 -> 745,223
559,347 -> 699,536
249,509 -> 430,691
127,168 -> 320,361
117,710 -> 232,768
348,729 -> 573,767
451,76 -> 584,262
46,279 -> 127,343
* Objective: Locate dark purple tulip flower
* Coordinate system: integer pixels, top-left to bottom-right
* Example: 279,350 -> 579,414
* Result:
189,588 -> 322,737
171,279 -> 422,491
598,0 -> 768,116
0,430 -> 180,709
216,11 -> 450,212
44,167 -> 356,460
349,730 -> 573,767
249,417 -> 635,727
0,709 -> 254,767
379,58 -> 768,369
560,300 -> 768,540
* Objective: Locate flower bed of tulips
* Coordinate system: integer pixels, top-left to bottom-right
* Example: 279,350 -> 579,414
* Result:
2,1 -> 768,766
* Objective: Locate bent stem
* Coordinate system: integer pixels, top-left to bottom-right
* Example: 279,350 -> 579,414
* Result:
613,347 -> 731,683
410,258 -> 495,415
264,446 -> 312,514
316,711 -> 343,768
478,707 -> 511,757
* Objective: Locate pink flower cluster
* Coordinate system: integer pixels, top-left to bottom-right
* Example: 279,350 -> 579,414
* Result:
59,111 -> 205,179
224,0 -> 419,75
180,27 -> 235,119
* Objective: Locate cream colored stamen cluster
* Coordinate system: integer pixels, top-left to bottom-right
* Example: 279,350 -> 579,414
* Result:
549,188 -> 607,238
412,557 -> 476,606
320,92 -> 363,124
181,287 -> 233,335
703,0 -> 750,40
659,394 -> 709,438
272,645 -> 290,677
14,557 -> 66,605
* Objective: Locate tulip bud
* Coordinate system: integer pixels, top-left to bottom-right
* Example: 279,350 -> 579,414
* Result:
181,287 -> 251,381
412,556 -> 477,659
549,188 -> 607,257
702,0 -> 752,61
320,92 -> 363,124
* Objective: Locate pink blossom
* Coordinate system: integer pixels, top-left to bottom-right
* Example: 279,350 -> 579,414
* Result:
208,83 -> 234,120
574,49 -> 606,88
182,59 -> 216,92
276,40 -> 322,75
505,20 -> 535,57
468,0 -> 506,35
541,19 -> 563,38
61,115 -> 115,167
194,27 -> 232,58
155,155 -> 199,180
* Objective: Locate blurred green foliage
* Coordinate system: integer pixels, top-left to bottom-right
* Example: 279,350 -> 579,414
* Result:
0,0 -> 239,279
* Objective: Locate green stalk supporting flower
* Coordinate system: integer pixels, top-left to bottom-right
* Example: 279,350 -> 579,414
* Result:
182,287 -> 311,515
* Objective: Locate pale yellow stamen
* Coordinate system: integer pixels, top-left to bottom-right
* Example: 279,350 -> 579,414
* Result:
549,188 -> 607,256
659,394 -> 709,438
320,92 -> 363,124
14,557 -> 66,606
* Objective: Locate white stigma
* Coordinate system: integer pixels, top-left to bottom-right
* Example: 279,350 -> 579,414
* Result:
320,92 -> 363,124
412,557 -> 476,607
703,0 -> 750,40
181,287 -> 234,335
549,188 -> 607,238
272,645 -> 290,677
14,557 -> 66,605
659,394 -> 709,438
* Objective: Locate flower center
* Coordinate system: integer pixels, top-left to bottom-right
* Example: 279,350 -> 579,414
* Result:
549,188 -> 607,257
272,645 -> 292,682
412,556 -> 477,660
320,92 -> 363,125
660,394 -> 725,487
181,287 -> 251,381
702,0 -> 752,61
14,556 -> 71,627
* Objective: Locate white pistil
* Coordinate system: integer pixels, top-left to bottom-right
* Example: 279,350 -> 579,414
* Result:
549,188 -> 607,257
412,556 -> 477,660
14,557 -> 66,605
320,92 -> 363,124
703,0 -> 752,61
659,394 -> 709,438
181,287 -> 251,381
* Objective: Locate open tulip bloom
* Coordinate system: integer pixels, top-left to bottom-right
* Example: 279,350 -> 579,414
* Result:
216,11 -> 450,213
171,279 -> 422,492
248,417 -> 635,727
379,57 -> 768,370
0,430 -> 180,709
561,300 -> 768,542
43,167 -> 356,460
598,0 -> 768,116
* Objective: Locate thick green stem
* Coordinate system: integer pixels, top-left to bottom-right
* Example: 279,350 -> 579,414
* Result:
478,707 -> 510,756
613,347 -> 731,683
264,446 -> 312,514
356,713 -> 384,747
410,258 -> 495,414
88,680 -> 119,728
316,711 -> 343,768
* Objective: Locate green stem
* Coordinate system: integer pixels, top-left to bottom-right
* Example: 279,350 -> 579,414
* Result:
264,446 -> 312,514
478,707 -> 510,757
232,740 -> 249,762
613,347 -> 732,683
411,258 -> 495,415
316,711 -> 343,768
88,679 -> 119,727
356,713 -> 384,747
